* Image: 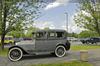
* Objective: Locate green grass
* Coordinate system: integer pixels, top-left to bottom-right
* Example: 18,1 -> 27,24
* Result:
30,61 -> 93,66
0,48 -> 8,57
71,45 -> 100,51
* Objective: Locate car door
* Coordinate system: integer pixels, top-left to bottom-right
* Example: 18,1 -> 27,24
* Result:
35,32 -> 48,52
45,31 -> 57,51
46,31 -> 66,51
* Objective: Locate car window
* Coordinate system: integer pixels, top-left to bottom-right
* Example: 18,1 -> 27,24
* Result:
36,32 -> 44,38
49,33 -> 55,37
56,32 -> 64,38
33,32 -> 45,39
48,32 -> 55,39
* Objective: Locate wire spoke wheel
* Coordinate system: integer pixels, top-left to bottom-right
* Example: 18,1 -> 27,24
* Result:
55,46 -> 66,57
8,48 -> 23,61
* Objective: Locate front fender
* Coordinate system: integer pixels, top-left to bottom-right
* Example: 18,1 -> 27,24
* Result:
9,46 -> 28,54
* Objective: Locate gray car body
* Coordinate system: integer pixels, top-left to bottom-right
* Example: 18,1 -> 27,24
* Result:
9,29 -> 70,55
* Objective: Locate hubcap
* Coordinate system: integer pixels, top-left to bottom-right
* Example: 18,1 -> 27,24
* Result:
8,48 -> 23,61
55,46 -> 66,57
57,47 -> 65,56
10,49 -> 21,60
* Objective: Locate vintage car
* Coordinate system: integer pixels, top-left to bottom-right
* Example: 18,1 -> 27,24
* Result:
8,29 -> 70,61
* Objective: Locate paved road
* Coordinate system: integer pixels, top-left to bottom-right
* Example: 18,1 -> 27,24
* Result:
0,49 -> 100,66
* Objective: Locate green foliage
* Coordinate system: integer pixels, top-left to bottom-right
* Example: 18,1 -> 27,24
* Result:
25,26 -> 39,37
74,0 -> 100,36
78,30 -> 99,38
0,0 -> 47,49
44,27 -> 50,30
7,30 -> 25,38
68,33 -> 78,38
0,48 -> 8,57
0,0 -> 46,34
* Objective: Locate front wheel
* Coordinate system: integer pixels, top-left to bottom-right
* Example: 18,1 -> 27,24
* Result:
8,47 -> 23,61
55,45 -> 66,57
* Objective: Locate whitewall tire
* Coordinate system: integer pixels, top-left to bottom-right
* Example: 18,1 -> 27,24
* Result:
55,45 -> 66,57
8,47 -> 23,61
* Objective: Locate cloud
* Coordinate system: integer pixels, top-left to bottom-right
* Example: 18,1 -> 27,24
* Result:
44,0 -> 69,10
44,2 -> 61,10
33,21 -> 55,29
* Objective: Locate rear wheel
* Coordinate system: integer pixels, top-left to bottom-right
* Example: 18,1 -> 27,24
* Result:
8,47 -> 23,61
55,45 -> 66,57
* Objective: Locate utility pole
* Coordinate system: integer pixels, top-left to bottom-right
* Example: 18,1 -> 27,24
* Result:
65,12 -> 68,33
65,12 -> 69,39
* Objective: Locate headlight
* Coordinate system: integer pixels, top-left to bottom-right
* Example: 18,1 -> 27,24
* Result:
15,42 -> 18,45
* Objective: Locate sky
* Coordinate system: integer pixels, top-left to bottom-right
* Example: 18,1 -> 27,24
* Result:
34,0 -> 84,33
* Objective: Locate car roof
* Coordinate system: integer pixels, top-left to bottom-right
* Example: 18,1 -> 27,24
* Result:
32,29 -> 67,33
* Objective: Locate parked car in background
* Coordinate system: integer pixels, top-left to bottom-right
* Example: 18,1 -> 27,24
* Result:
80,37 -> 100,44
67,37 -> 78,41
8,29 -> 70,61
0,36 -> 15,45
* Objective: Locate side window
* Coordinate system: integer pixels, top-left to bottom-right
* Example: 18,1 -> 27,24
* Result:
36,32 -> 44,38
56,32 -> 64,38
48,32 -> 55,39
32,32 -> 46,39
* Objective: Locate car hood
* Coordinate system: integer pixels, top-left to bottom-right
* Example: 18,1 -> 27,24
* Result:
16,40 -> 35,45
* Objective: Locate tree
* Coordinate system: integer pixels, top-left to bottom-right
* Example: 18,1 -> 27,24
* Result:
44,27 -> 50,30
0,0 -> 46,50
74,0 -> 100,36
25,26 -> 39,37
68,32 -> 78,38
78,30 -> 99,38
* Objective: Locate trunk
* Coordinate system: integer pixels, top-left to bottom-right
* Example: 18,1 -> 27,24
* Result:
1,34 -> 5,50
1,0 -> 7,50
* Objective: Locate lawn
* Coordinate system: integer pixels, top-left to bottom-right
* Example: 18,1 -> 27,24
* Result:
30,61 -> 93,66
71,45 -> 100,51
0,48 -> 8,57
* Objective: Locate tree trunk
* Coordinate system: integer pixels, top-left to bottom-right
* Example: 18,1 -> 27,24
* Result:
1,0 -> 7,50
1,34 -> 5,50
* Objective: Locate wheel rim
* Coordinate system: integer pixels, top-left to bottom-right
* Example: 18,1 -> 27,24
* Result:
55,46 -> 66,57
10,49 -> 21,60
57,47 -> 64,56
8,48 -> 23,61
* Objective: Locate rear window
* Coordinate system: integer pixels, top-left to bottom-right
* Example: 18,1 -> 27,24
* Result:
56,32 -> 64,38
48,32 -> 55,37
48,31 -> 65,39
